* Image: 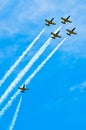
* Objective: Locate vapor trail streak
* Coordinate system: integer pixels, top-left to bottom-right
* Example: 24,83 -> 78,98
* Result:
9,97 -> 22,130
0,26 -> 61,105
0,28 -> 46,86
0,90 -> 20,117
25,37 -> 67,85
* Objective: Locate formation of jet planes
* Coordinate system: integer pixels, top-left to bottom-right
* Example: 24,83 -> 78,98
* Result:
51,31 -> 61,39
45,16 -> 77,38
18,84 -> 29,92
45,18 -> 56,26
66,28 -> 77,35
61,16 -> 72,24
17,16 -> 76,94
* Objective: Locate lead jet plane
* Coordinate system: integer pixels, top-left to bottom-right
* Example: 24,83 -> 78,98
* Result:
51,31 -> 61,39
66,28 -> 77,36
45,18 -> 56,26
18,84 -> 29,92
61,16 -> 72,24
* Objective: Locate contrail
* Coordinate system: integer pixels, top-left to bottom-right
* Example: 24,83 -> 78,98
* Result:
0,28 -> 46,86
9,97 -> 22,130
0,26 -> 62,105
0,90 -> 20,117
24,37 -> 67,85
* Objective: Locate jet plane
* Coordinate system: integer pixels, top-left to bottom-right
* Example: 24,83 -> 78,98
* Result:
45,18 -> 56,26
61,16 -> 72,24
51,31 -> 61,39
66,28 -> 77,36
18,84 -> 29,92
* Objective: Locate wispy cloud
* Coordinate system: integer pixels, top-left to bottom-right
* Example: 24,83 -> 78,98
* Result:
69,81 -> 86,92
0,0 -> 85,37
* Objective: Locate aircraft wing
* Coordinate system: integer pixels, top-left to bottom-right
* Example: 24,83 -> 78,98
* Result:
67,16 -> 70,19
51,22 -> 56,25
67,19 -> 72,23
24,86 -> 30,90
72,28 -> 76,31
72,32 -> 77,34
23,84 -> 25,88
18,87 -> 24,92
56,31 -> 61,38
71,28 -> 77,34
56,31 -> 60,35
51,18 -> 54,21
57,35 -> 61,38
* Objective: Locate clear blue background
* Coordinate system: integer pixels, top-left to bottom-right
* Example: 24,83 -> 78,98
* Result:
0,0 -> 86,130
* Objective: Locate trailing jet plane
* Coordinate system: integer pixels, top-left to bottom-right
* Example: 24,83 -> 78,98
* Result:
18,84 -> 29,92
45,18 -> 56,26
51,31 -> 61,39
61,16 -> 72,24
66,28 -> 77,36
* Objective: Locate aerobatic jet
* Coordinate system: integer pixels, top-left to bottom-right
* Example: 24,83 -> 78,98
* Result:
45,18 -> 56,26
66,28 -> 77,36
61,16 -> 72,24
18,84 -> 29,92
51,31 -> 61,39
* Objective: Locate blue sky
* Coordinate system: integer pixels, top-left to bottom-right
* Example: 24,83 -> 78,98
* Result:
0,0 -> 86,130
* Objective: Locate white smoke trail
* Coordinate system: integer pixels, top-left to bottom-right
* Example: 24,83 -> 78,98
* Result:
0,28 -> 46,86
9,97 -> 22,130
0,26 -> 62,105
0,90 -> 20,117
24,37 -> 67,85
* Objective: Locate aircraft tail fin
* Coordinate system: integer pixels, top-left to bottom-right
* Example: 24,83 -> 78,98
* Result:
61,21 -> 66,24
66,33 -> 71,36
45,23 -> 50,26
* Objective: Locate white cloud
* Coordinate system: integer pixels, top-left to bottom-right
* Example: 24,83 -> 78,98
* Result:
0,0 -> 85,37
0,0 -> 86,59
69,81 -> 86,92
